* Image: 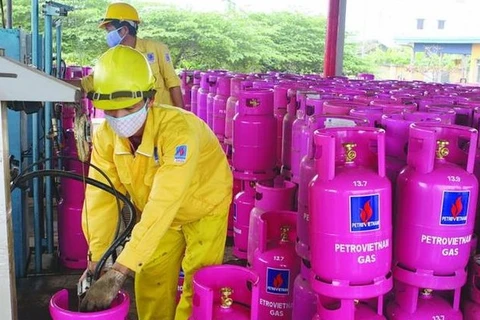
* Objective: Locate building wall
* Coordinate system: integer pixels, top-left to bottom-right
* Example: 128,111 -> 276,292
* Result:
374,64 -> 465,83
469,44 -> 480,82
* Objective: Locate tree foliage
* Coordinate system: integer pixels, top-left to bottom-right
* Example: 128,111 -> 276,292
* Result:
8,0 -> 371,75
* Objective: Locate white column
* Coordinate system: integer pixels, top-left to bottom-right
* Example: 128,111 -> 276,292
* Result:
0,101 -> 17,320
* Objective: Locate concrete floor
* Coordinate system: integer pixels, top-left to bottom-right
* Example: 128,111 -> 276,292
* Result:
16,237 -> 241,320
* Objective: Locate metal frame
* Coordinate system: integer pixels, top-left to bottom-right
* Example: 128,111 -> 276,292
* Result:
0,53 -> 79,320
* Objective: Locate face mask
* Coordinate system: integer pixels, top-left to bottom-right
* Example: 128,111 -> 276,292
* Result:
106,27 -> 126,48
105,102 -> 148,138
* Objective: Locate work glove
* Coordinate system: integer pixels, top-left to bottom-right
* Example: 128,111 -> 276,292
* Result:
79,268 -> 127,312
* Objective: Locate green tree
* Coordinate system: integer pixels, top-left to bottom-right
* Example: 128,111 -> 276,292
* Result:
7,0 -> 369,76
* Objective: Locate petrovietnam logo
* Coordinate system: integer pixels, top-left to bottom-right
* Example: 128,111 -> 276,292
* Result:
440,191 -> 469,226
266,267 -> 290,295
350,194 -> 380,232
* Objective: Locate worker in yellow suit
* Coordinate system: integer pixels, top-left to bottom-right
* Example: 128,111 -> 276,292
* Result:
79,45 -> 233,320
80,2 -> 184,108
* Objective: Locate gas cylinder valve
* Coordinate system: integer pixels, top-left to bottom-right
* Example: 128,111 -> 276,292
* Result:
280,225 -> 290,242
343,143 -> 357,163
436,140 -> 449,159
220,287 -> 233,309
420,288 -> 433,296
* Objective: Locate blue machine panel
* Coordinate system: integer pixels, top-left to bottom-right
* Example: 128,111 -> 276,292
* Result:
0,28 -> 32,277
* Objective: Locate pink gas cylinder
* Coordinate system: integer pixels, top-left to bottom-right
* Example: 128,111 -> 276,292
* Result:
418,108 -> 457,124
253,210 -> 300,319
57,131 -> 89,269
180,70 -> 194,111
290,91 -> 322,183
338,90 -> 368,101
353,95 -> 376,105
386,284 -> 462,320
426,103 -> 474,127
358,73 -> 375,80
395,96 -> 419,107
456,100 -> 480,118
225,77 -> 251,145
65,66 -> 83,80
299,97 -> 348,158
309,127 -> 393,299
232,89 -> 277,177
247,178 -> 297,266
281,87 -> 308,179
64,67 -> 85,128
416,98 -> 454,111
82,66 -> 93,76
380,113 -> 441,189
62,104 -> 77,130
473,106 -> 480,130
378,102 -> 418,114
233,180 -> 256,259
394,122 -> 479,290
189,265 -> 260,320
463,255 -> 480,319
296,115 -> 369,261
228,178 -> 243,237
207,74 -> 220,128
190,71 -> 201,115
197,72 -> 210,123
349,106 -> 384,127
292,260 -> 317,320
49,290 -> 129,320
253,81 -> 275,89
273,82 -> 295,167
313,297 -> 385,320
463,249 -> 479,299
213,75 -> 232,142
323,100 -> 366,115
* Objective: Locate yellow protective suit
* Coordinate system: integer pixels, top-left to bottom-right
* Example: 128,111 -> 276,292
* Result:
82,38 -> 181,106
82,104 -> 233,319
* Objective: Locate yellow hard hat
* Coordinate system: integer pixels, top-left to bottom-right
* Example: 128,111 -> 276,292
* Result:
87,45 -> 156,110
98,2 -> 140,28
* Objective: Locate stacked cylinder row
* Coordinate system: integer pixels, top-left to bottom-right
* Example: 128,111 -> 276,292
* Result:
179,70 -> 480,320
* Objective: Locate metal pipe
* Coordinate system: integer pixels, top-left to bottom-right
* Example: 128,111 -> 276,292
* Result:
335,0 -> 347,76
56,22 -> 62,79
55,21 -> 63,169
324,0 -> 340,77
44,14 -> 54,254
31,0 -> 42,273
6,0 -> 12,28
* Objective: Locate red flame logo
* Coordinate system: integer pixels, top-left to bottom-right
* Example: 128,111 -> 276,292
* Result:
450,196 -> 463,218
176,147 -> 185,156
273,273 -> 284,288
360,200 -> 373,224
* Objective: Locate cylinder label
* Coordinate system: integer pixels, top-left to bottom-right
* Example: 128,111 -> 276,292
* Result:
440,191 -> 469,226
266,268 -> 290,295
349,194 -> 380,232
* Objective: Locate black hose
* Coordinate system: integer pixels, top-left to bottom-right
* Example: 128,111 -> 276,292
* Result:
11,169 -> 136,280
13,156 -> 124,246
